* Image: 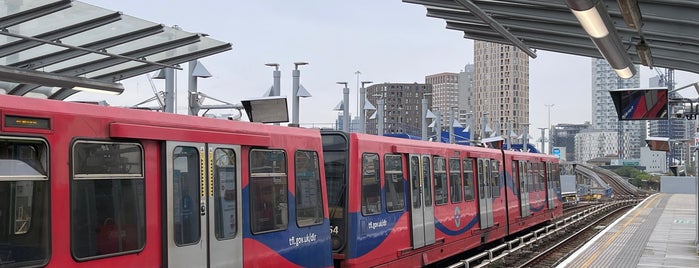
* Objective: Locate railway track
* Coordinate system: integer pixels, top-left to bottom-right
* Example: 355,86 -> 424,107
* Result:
511,202 -> 633,267
442,199 -> 640,268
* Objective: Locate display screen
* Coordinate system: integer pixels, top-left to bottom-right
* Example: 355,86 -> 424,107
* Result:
609,88 -> 668,120
4,115 -> 50,129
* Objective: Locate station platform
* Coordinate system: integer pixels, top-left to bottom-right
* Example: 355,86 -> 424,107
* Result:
558,193 -> 699,268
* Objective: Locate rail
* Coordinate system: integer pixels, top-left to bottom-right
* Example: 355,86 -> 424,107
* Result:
445,200 -> 640,268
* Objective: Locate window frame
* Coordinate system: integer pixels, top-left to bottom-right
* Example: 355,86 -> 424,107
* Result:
249,149 -> 288,234
384,154 -> 406,213
294,150 -> 324,227
360,153 -> 382,216
70,140 -> 146,261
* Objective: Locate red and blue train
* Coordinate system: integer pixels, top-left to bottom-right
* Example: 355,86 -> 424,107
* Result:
0,94 -> 560,267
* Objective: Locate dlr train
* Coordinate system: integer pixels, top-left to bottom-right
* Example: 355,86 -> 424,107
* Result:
0,94 -> 561,268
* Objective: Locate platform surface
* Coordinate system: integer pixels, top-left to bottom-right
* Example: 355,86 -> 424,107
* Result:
558,194 -> 698,268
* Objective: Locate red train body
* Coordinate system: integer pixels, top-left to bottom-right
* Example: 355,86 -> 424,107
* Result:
0,95 -> 332,267
0,95 -> 561,268
321,132 -> 562,267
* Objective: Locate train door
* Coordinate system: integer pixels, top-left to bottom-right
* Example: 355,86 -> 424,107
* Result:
546,163 -> 556,209
519,161 -> 530,217
165,142 -> 243,268
477,159 -> 494,229
408,154 -> 435,248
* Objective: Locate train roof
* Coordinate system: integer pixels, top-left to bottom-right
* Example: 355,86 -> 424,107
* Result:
0,95 -> 321,144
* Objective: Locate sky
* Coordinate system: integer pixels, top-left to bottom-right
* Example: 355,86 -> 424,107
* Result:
74,0 -> 699,139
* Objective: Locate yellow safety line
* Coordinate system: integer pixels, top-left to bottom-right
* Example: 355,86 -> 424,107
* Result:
580,195 -> 661,267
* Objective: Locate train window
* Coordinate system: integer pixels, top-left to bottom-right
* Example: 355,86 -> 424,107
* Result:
250,149 -> 288,233
384,154 -> 405,212
409,156 -> 421,209
71,141 -> 145,260
462,158 -> 475,201
539,163 -> 546,191
449,158 -> 462,203
511,161 -> 519,196
433,157 -> 448,205
0,137 -> 49,266
491,160 -> 500,198
361,153 -> 382,215
214,148 -> 237,240
295,151 -> 323,227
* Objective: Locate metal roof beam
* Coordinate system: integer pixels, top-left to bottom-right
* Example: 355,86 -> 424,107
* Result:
0,26 -> 180,70
10,24 -> 165,69
0,12 -> 122,57
427,9 -> 587,38
8,33 -> 198,96
453,0 -> 536,58
0,0 -> 72,28
93,42 -> 231,82
53,34 -> 201,77
47,42 -> 232,100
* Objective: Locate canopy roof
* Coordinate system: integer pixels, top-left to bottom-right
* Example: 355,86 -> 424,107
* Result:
0,0 -> 231,99
405,0 -> 699,75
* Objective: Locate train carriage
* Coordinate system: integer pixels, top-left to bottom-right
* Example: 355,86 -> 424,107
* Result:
1,93 -> 561,268
321,131 -> 561,267
0,95 -> 332,268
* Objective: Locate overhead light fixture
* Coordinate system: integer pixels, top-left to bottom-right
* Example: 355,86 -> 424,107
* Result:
570,8 -> 608,38
566,0 -> 636,79
73,86 -> 123,95
0,65 -> 124,95
617,0 -> 643,30
636,41 -> 653,67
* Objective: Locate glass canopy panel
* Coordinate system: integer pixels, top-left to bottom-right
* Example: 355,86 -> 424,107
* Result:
43,29 -> 196,73
100,26 -> 197,55
86,37 -> 229,79
7,14 -> 158,67
0,0 -> 61,17
5,2 -> 114,37
0,81 -> 20,94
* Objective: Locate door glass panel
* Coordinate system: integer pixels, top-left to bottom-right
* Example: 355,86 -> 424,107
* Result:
421,156 -> 432,207
213,148 -> 237,240
172,146 -> 201,246
410,156 -> 421,209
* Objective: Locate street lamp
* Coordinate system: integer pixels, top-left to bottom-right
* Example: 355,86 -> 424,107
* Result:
546,104 -> 554,154
265,63 -> 281,125
520,123 -> 530,152
265,63 -> 280,97
372,93 -> 384,136
421,93 -> 432,141
538,127 -> 547,154
359,81 -> 373,133
291,62 -> 309,127
337,82 -> 350,132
